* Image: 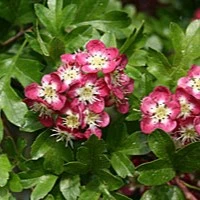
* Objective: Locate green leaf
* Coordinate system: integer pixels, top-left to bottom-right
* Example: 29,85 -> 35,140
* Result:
31,175 -> 58,200
112,193 -> 132,200
49,37 -> 65,64
0,42 -> 29,127
72,0 -> 108,22
79,178 -> 101,200
141,185 -> 185,200
21,111 -> 44,132
64,162 -> 88,174
8,173 -> 23,192
44,194 -> 55,200
34,4 -> 56,35
64,26 -> 100,52
148,130 -> 175,160
31,130 -> 52,160
169,21 -> 200,84
120,23 -> 145,56
137,159 -> 175,186
106,121 -> 128,152
97,169 -> 124,191
174,142 -> 200,172
0,154 -> 12,187
0,187 -> 14,200
100,32 -> 117,47
73,11 -> 131,32
147,48 -> 172,86
117,132 -> 150,155
0,115 -> 3,143
60,175 -> 80,200
76,135 -> 110,172
111,152 -> 135,178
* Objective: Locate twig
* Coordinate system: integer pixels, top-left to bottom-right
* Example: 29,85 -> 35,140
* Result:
1,26 -> 32,46
175,177 -> 198,200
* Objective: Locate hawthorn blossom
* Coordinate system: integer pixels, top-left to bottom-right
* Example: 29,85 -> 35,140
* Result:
24,98 -> 54,127
25,73 -> 66,110
140,86 -> 180,134
173,117 -> 200,145
177,65 -> 200,100
76,39 -> 120,74
68,74 -> 109,113
82,109 -> 110,138
174,88 -> 200,119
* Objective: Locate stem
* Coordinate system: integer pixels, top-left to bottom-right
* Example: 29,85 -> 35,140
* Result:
175,177 -> 198,200
1,26 -> 32,46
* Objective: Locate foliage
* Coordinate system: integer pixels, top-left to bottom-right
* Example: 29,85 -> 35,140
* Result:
0,0 -> 200,199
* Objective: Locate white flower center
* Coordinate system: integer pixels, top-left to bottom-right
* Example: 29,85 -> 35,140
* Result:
88,54 -> 107,70
31,102 -> 52,116
177,125 -> 200,144
63,114 -> 80,129
178,98 -> 193,118
189,77 -> 200,93
61,67 -> 80,84
39,84 -> 58,104
85,111 -> 101,127
77,83 -> 99,104
152,103 -> 171,123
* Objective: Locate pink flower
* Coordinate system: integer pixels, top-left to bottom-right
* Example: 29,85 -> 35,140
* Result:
25,73 -> 66,110
68,74 -> 109,113
140,86 -> 180,134
193,8 -> 200,20
173,117 -> 200,145
177,65 -> 200,100
82,109 -> 110,138
24,98 -> 54,127
174,88 -> 200,119
56,64 -> 82,91
76,39 -> 120,74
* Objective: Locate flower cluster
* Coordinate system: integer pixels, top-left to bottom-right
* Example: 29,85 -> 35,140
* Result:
24,40 -> 134,145
140,65 -> 200,145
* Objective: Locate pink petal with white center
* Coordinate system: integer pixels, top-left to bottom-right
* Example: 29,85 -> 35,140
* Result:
25,83 -> 40,100
140,117 -> 157,134
41,73 -> 62,92
51,95 -> 66,110
60,53 -> 75,64
96,79 -> 109,97
89,99 -> 105,113
99,111 -> 110,127
140,97 -> 157,115
86,40 -> 106,52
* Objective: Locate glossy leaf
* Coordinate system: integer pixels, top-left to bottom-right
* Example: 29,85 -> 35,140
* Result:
117,132 -> 150,155
30,175 -> 58,200
0,154 -> 12,187
0,115 -> 3,143
148,130 -> 175,160
141,185 -> 185,200
111,152 -> 135,178
137,159 -> 175,186
8,173 -> 23,192
60,175 -> 80,200
174,142 -> 200,172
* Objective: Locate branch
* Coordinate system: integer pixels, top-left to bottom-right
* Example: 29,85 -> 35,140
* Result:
175,177 -> 198,200
1,26 -> 32,46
